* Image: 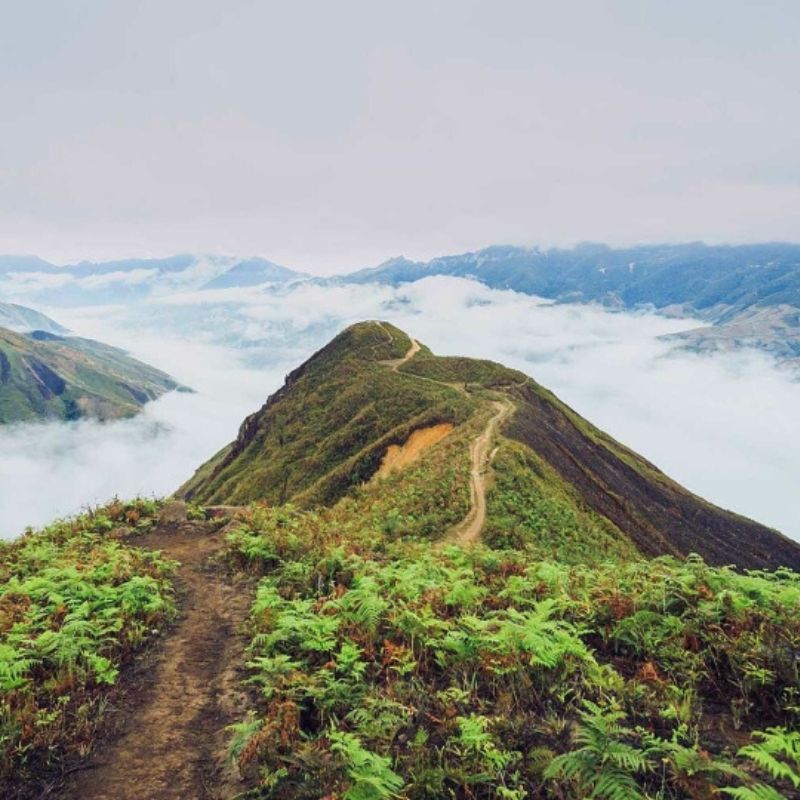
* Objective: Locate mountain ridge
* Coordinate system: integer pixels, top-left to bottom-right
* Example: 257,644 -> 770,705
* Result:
339,242 -> 800,316
180,320 -> 800,571
4,321 -> 800,800
4,241 -> 800,315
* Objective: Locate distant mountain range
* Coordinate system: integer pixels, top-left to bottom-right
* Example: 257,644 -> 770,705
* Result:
0,254 -> 306,306
339,243 -> 800,315
2,242 -> 800,366
3,241 -> 799,312
0,326 -> 182,423
337,242 -> 800,367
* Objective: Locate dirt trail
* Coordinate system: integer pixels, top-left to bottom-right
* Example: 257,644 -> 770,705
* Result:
375,323 -> 514,545
447,399 -> 514,545
377,323 -> 470,396
63,520 -> 252,800
380,331 -> 421,371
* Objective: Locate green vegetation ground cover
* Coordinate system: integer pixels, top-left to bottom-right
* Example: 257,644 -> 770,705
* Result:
399,352 -> 529,390
5,321 -> 800,798
484,440 -> 638,564
222,423 -> 800,799
0,499 -> 176,787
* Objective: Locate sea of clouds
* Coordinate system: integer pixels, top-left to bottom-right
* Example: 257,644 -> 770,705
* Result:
1,276 -> 798,541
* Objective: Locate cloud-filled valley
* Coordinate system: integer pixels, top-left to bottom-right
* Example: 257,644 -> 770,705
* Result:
1,276 -> 798,541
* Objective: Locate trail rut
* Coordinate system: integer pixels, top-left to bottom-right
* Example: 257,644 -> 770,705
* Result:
448,399 -> 514,545
63,521 -> 252,800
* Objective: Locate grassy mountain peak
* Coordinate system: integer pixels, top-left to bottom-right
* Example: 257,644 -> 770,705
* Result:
180,320 -> 800,572
180,321 -> 472,507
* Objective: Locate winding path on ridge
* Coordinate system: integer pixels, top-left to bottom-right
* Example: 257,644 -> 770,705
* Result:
378,325 -> 515,545
447,399 -> 514,545
63,519 -> 252,800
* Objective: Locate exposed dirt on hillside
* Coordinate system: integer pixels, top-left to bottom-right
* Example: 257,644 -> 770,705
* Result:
447,399 -> 514,545
375,422 -> 454,479
62,519 -> 253,800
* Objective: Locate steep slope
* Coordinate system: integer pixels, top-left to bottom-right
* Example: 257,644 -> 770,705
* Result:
0,327 -> 182,423
180,320 -> 800,571
0,302 -> 67,334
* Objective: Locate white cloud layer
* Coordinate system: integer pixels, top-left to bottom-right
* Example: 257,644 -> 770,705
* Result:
1,278 -> 798,543
76,268 -> 158,289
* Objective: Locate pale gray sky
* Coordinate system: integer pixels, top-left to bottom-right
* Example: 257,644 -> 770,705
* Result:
1,0 -> 799,273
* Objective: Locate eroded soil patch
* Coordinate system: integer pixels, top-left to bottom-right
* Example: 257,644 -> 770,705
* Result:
375,423 -> 454,478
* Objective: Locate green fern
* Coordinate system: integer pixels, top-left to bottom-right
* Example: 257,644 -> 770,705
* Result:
737,728 -> 800,788
334,577 -> 389,634
545,701 -> 652,800
721,727 -> 800,800
329,730 -> 404,800
722,786 -> 788,800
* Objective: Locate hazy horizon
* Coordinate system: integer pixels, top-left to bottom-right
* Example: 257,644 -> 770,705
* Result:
5,237 -> 800,279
